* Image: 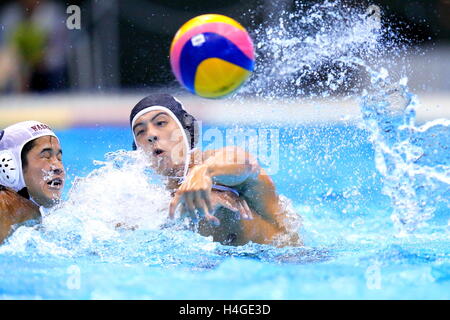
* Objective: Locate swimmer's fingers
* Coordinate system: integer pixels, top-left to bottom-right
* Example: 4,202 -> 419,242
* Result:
214,192 -> 251,221
233,200 -> 247,220
193,192 -> 206,218
169,191 -> 196,220
204,211 -> 220,226
169,192 -> 182,219
239,198 -> 253,220
194,192 -> 220,226
180,203 -> 199,223
169,196 -> 199,223
223,196 -> 251,221
169,191 -> 203,223
201,189 -> 214,213
215,196 -> 244,220
231,199 -> 252,221
178,203 -> 189,218
184,192 -> 196,217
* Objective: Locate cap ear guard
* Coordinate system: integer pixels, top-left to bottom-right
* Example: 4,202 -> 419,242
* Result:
0,150 -> 20,188
183,113 -> 194,127
182,113 -> 199,149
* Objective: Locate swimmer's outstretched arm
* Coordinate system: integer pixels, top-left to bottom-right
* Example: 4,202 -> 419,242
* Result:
0,186 -> 41,244
170,146 -> 284,228
201,147 -> 284,226
200,146 -> 261,186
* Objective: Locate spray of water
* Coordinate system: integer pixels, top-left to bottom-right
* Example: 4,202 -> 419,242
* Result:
0,150 -> 173,258
240,0 -> 393,99
360,70 -> 450,236
1,1 -> 448,260
237,0 -> 449,237
0,149 -> 304,262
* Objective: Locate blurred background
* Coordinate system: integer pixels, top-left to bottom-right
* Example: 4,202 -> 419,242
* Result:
0,0 -> 449,127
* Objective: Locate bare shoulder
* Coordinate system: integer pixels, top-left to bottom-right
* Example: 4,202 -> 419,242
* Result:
0,187 -> 40,225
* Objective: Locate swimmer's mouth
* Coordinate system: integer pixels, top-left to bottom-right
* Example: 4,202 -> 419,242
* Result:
47,178 -> 63,189
153,148 -> 165,157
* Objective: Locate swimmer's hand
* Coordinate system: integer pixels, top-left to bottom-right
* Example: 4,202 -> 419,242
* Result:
171,190 -> 253,226
169,165 -> 218,225
209,191 -> 253,221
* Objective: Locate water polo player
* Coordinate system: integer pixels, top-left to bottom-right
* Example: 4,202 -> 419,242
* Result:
130,94 -> 300,246
0,121 -> 64,243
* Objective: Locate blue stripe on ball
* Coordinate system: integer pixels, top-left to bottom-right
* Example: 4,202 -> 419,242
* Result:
179,32 -> 254,93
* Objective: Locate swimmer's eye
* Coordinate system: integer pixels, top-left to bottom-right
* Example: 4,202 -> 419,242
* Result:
156,121 -> 167,127
41,151 -> 52,159
135,129 -> 145,136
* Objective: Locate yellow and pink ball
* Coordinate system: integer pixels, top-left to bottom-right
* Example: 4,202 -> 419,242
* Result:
170,14 -> 255,98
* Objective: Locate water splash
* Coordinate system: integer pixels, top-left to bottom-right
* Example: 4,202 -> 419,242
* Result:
0,0 -> 447,261
1,3 -> 449,299
360,70 -> 450,236
240,0 -> 396,99
238,0 -> 449,237
0,150 -> 173,258
0,149 -> 306,264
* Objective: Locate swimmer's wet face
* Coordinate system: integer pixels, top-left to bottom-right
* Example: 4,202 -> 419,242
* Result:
133,110 -> 188,176
22,136 -> 65,208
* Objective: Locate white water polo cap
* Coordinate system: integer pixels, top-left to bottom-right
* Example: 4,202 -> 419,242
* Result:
130,94 -> 199,179
0,121 -> 58,191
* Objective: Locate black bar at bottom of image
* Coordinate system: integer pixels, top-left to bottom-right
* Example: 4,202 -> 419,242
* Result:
0,300 -> 443,318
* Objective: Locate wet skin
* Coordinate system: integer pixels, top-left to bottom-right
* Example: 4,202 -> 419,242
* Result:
0,135 -> 64,243
133,110 -> 300,246
22,136 -> 65,208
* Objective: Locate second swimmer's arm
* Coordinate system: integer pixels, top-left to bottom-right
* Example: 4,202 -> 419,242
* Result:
201,146 -> 260,187
0,186 -> 41,244
170,146 -> 281,225
202,147 -> 283,225
0,186 -> 13,243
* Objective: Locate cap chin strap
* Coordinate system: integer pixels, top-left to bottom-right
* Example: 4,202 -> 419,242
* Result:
131,105 -> 193,182
176,147 -> 200,184
29,196 -> 40,208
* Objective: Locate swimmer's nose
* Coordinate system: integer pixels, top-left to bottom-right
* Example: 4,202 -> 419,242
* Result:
148,135 -> 158,143
52,167 -> 64,175
50,165 -> 64,177
50,161 -> 65,176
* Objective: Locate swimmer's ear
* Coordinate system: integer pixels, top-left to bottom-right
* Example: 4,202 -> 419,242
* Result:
0,130 -> 4,141
132,141 -> 137,150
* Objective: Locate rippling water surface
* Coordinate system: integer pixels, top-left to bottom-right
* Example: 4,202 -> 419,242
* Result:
1,1 -> 449,299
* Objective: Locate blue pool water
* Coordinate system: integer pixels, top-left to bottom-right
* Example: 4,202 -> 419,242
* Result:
1,1 -> 449,300
0,119 -> 449,299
